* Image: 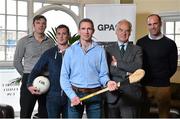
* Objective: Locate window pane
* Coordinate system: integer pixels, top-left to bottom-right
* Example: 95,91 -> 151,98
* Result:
175,35 -> 180,47
6,46 -> 16,61
0,15 -> 5,29
166,35 -> 174,40
34,2 -> 42,13
165,22 -> 174,34
0,0 -> 5,14
7,16 -> 16,30
7,31 -> 16,44
6,31 -> 16,61
43,10 -> 78,36
18,1 -> 27,15
0,46 -> 5,61
7,0 -> 16,15
178,48 -> 180,58
71,6 -> 79,15
18,32 -> 27,40
0,30 -> 5,45
18,16 -> 27,31
175,21 -> 180,34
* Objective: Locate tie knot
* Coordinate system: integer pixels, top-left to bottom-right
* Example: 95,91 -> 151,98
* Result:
121,44 -> 125,50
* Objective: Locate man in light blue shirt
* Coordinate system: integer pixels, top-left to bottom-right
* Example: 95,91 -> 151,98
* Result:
60,18 -> 117,118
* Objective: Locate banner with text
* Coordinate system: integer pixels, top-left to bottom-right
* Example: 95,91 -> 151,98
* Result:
85,4 -> 136,43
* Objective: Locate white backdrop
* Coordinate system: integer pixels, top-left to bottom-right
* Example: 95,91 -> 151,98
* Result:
85,4 -> 136,43
0,69 -> 21,112
0,69 -> 38,116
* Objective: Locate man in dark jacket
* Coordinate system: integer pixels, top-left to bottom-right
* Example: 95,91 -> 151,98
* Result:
105,19 -> 143,118
27,24 -> 70,118
136,14 -> 178,118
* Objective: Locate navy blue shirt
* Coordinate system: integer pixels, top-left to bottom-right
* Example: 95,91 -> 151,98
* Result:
27,46 -> 64,95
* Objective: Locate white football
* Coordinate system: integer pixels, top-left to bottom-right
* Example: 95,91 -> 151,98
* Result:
33,76 -> 50,94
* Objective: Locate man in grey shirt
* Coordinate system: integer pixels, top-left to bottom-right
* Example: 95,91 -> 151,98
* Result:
13,15 -> 54,118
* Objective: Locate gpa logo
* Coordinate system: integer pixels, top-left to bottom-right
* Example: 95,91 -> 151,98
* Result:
97,24 -> 115,31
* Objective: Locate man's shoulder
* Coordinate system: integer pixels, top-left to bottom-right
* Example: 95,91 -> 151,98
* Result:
45,46 -> 56,52
104,42 -> 117,50
19,34 -> 31,40
136,35 -> 149,45
138,35 -> 148,41
128,43 -> 141,49
17,34 -> 32,45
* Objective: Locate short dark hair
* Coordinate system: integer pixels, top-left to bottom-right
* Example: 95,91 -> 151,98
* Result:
78,18 -> 94,29
33,15 -> 47,24
147,14 -> 162,22
56,24 -> 70,36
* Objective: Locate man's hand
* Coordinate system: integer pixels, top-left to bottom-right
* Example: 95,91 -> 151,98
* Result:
28,86 -> 41,95
107,80 -> 118,91
71,96 -> 81,106
111,56 -> 117,67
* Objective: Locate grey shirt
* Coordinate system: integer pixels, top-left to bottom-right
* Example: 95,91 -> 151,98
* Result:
13,33 -> 54,75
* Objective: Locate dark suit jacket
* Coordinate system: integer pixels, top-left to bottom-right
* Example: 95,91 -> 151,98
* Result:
105,42 -> 143,104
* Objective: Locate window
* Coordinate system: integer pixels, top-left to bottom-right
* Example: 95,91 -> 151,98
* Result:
0,0 -> 81,67
0,0 -> 27,63
161,13 -> 180,62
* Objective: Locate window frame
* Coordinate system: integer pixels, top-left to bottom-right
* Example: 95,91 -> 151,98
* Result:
0,0 -> 83,68
160,12 -> 180,65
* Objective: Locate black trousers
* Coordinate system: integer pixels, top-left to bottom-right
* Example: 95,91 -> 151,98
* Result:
106,98 -> 141,118
20,73 -> 47,118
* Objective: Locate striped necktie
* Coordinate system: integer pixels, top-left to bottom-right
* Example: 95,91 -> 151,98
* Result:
120,44 -> 125,56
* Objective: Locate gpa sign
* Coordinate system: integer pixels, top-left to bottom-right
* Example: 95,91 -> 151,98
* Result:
85,4 -> 136,43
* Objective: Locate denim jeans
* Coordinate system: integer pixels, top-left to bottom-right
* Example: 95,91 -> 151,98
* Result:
68,91 -> 102,118
46,92 -> 67,118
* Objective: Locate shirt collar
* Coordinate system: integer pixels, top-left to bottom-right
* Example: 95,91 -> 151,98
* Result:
28,32 -> 48,41
75,40 -> 98,48
117,41 -> 128,50
148,33 -> 163,40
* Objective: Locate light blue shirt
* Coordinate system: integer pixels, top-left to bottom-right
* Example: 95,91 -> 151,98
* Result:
60,40 -> 110,100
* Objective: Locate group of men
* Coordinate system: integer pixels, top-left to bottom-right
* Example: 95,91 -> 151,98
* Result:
13,14 -> 177,118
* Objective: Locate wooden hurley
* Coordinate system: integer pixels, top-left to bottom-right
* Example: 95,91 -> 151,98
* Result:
80,69 -> 145,101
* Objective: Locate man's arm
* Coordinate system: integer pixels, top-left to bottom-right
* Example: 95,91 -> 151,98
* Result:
99,48 -> 112,86
169,41 -> 178,77
27,51 -> 49,95
60,48 -> 77,100
117,45 -> 143,73
13,38 -> 25,75
27,51 -> 49,87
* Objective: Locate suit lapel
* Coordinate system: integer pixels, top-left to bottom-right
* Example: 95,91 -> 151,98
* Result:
123,44 -> 132,59
113,43 -> 122,59
108,43 -> 132,60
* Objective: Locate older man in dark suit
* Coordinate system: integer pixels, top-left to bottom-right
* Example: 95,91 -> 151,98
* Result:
105,19 -> 143,118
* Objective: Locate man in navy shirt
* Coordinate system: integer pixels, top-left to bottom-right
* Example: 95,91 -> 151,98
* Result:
27,24 -> 70,118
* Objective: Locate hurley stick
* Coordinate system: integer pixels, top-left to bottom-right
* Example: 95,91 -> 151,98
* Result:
80,69 -> 145,101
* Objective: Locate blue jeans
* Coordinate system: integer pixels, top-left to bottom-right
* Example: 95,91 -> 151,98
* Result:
68,92 -> 102,118
46,92 -> 67,118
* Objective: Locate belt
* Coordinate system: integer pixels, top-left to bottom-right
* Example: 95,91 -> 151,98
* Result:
72,85 -> 101,93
